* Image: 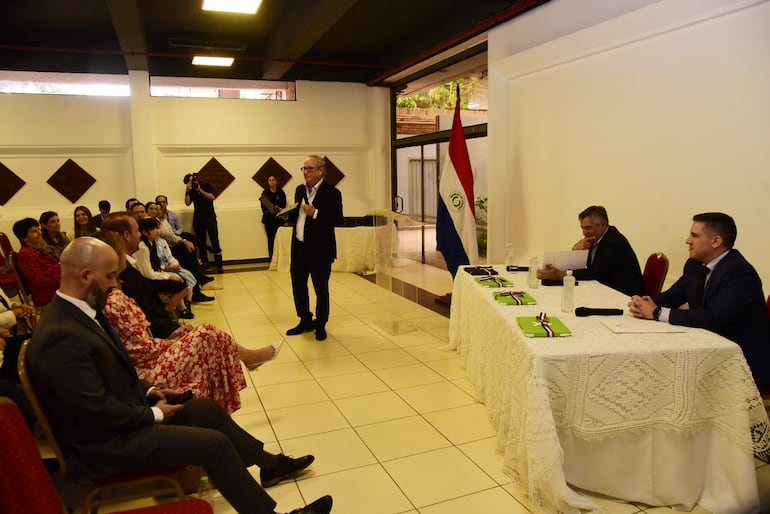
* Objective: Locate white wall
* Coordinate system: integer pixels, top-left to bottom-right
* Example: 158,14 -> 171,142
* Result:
0,80 -> 391,260
488,0 -> 770,289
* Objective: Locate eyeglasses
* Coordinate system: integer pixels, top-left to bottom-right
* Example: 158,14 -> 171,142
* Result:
300,166 -> 320,172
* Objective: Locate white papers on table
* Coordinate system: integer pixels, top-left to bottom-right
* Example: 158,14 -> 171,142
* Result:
600,315 -> 688,333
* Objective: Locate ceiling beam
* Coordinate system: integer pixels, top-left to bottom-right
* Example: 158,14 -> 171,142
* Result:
260,0 -> 359,80
105,0 -> 148,71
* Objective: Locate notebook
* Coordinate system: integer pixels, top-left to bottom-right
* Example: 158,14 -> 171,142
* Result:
474,276 -> 513,288
494,291 -> 536,305
463,265 -> 499,276
517,314 -> 572,337
542,250 -> 589,271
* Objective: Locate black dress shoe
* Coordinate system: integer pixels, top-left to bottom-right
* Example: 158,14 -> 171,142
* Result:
191,291 -> 215,302
199,275 -> 215,286
287,495 -> 333,514
260,454 -> 315,487
315,325 -> 327,341
286,319 -> 314,336
178,308 -> 194,319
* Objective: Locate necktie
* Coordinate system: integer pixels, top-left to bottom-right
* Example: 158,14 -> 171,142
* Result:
95,311 -> 150,407
588,243 -> 598,265
691,265 -> 709,309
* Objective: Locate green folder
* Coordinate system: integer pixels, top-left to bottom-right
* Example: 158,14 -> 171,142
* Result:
475,276 -> 513,288
494,291 -> 536,305
517,315 -> 572,337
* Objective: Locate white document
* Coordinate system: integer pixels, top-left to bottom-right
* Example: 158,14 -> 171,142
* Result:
542,250 -> 589,271
600,315 -> 688,334
276,202 -> 299,217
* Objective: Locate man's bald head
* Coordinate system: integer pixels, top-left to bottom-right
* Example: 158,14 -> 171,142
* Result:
59,237 -> 120,309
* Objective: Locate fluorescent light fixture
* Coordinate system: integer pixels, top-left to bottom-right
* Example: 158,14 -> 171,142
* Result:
192,56 -> 234,67
202,0 -> 262,14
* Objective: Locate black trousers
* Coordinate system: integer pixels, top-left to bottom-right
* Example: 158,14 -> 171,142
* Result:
193,216 -> 221,264
263,221 -> 281,259
290,239 -> 332,325
170,243 -> 206,282
127,398 -> 277,514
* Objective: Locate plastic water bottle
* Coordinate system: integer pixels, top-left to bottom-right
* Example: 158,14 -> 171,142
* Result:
505,242 -> 514,268
197,475 -> 214,505
528,256 -> 539,288
561,270 -> 575,313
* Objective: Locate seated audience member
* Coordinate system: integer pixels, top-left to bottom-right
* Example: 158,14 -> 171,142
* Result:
537,205 -> 645,296
39,210 -> 72,261
93,199 -> 110,228
96,230 -> 280,414
27,236 -> 332,514
135,217 -> 194,319
156,194 -> 184,236
125,197 -> 140,210
0,287 -> 36,425
629,212 -> 770,388
12,217 -> 61,307
102,213 -> 184,339
74,205 -> 100,238
130,201 -> 147,222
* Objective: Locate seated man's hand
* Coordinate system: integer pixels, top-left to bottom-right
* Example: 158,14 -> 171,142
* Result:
536,264 -> 566,280
572,237 -> 595,250
628,295 -> 657,319
0,327 -> 11,340
183,240 -> 195,252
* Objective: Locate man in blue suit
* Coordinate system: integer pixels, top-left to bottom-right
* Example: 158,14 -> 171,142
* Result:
629,212 -> 769,387
286,155 -> 344,341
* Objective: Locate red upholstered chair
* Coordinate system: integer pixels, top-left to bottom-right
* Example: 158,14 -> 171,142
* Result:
0,397 -> 212,514
16,340 -> 199,514
0,232 -> 23,300
642,252 -> 669,296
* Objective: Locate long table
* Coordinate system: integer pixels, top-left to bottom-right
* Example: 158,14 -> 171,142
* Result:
269,226 -> 379,273
448,267 -> 769,514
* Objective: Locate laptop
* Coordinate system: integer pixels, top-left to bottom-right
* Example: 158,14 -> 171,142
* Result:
542,250 -> 589,271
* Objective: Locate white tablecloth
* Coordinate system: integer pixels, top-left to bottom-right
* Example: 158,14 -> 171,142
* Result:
448,267 -> 770,514
269,226 -> 379,273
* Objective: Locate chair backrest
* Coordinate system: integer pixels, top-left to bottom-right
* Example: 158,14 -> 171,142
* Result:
8,250 -> 34,307
643,252 -> 669,296
17,339 -> 68,474
0,397 -> 67,514
0,232 -> 14,259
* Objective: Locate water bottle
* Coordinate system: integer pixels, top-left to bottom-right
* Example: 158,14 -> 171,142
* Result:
505,242 -> 514,268
528,256 -> 539,288
561,270 -> 575,313
197,475 -> 214,505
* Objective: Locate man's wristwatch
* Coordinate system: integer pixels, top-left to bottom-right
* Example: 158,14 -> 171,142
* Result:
652,306 -> 661,321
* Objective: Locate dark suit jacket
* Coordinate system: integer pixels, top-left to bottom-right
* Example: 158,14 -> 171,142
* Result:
119,262 -> 179,339
653,250 -> 770,387
289,181 -> 343,264
28,294 -> 159,480
572,225 -> 645,297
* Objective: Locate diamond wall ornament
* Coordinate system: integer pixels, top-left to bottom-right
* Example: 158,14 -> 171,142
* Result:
0,162 -> 26,206
323,156 -> 345,187
196,157 -> 235,197
252,157 -> 292,190
47,159 -> 96,203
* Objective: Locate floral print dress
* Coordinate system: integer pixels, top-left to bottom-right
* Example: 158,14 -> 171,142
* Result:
104,289 -> 247,414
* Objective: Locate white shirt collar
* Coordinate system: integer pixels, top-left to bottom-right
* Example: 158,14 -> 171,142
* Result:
56,290 -> 98,321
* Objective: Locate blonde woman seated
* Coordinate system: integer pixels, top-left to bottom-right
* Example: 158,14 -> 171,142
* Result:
95,231 -> 282,415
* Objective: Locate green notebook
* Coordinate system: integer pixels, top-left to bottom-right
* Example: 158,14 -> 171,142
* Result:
475,276 -> 513,288
494,291 -> 536,305
517,315 -> 572,337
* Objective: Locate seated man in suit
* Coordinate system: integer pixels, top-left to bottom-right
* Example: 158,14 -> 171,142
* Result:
629,212 -> 770,388
27,236 -> 333,514
537,205 -> 646,296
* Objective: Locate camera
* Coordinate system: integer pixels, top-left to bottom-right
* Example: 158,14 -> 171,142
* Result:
190,173 -> 199,188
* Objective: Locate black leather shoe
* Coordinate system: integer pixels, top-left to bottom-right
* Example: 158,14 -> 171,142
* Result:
178,308 -> 194,319
286,319 -> 314,336
260,454 -> 315,487
315,325 -> 327,341
199,275 -> 215,286
191,291 -> 215,302
287,495 -> 333,514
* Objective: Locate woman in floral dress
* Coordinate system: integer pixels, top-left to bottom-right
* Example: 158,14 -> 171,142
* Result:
96,230 -> 281,414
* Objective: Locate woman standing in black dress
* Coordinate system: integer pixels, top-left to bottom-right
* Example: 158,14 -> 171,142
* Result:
260,175 -> 287,260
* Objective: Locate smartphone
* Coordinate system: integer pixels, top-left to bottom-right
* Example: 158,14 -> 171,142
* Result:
167,390 -> 193,405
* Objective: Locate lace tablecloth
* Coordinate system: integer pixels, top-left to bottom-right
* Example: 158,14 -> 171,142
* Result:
448,267 -> 770,514
269,226 -> 379,273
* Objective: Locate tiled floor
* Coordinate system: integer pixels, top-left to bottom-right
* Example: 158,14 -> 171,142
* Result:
102,265 -> 770,514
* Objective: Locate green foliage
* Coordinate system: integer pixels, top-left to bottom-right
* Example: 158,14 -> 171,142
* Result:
397,77 -> 480,109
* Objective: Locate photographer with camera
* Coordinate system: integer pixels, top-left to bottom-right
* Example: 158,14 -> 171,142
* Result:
184,172 -> 223,273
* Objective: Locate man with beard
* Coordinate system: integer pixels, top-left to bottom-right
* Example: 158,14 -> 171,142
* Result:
26,237 -> 333,514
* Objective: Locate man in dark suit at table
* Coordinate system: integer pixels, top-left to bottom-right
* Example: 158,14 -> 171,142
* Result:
629,212 -> 770,388
537,205 -> 646,296
27,237 -> 332,514
285,155 -> 343,342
